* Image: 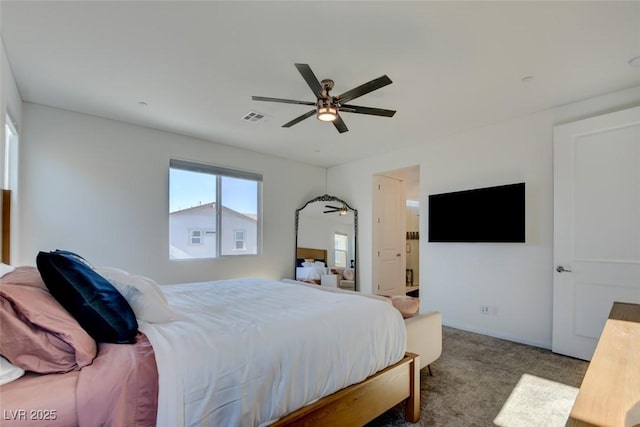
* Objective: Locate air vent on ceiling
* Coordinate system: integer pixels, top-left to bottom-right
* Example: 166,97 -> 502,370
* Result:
242,111 -> 266,123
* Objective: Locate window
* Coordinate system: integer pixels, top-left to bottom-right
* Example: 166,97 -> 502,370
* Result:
3,115 -> 18,264
4,115 -> 18,191
169,159 -> 261,260
233,230 -> 245,250
334,233 -> 348,267
190,230 -> 202,245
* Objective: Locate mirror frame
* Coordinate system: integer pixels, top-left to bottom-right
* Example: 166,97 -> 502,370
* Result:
295,194 -> 358,291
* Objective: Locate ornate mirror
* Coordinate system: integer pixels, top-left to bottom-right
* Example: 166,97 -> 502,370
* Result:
295,195 -> 357,291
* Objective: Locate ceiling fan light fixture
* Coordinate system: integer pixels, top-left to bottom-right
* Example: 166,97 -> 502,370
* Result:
339,205 -> 348,216
317,106 -> 338,122
252,64 -> 395,133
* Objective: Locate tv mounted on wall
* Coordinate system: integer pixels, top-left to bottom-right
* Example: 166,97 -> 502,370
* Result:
428,182 -> 525,243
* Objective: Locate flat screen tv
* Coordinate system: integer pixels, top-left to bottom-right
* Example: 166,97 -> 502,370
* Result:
428,182 -> 525,243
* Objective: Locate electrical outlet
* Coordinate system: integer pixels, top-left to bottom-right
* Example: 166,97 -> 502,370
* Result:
480,305 -> 489,314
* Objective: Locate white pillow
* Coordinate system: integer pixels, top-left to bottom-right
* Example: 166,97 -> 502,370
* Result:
96,267 -> 179,323
301,262 -> 314,267
0,356 -> 25,385
0,263 -> 16,278
314,261 -> 326,267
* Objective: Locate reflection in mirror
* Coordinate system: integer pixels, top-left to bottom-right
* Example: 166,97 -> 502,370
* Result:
295,195 -> 357,291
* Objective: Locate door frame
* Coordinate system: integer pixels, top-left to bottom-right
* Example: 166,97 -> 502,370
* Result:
552,105 -> 640,360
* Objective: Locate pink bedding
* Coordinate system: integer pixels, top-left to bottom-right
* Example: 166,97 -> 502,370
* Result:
0,371 -> 80,426
0,333 -> 158,426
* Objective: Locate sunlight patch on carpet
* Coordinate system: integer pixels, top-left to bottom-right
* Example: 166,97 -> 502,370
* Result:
493,374 -> 578,427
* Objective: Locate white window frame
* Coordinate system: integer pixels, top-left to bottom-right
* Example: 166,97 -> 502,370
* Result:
334,233 -> 348,268
170,159 -> 262,259
4,115 -> 18,190
233,229 -> 246,250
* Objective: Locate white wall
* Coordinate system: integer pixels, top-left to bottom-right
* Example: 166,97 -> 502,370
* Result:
297,216 -> 331,253
18,103 -> 325,284
297,215 -> 355,267
328,85 -> 640,348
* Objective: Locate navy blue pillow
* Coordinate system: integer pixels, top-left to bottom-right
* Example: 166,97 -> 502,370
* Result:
36,250 -> 138,344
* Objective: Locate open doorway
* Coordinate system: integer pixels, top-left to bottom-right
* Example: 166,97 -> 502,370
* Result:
372,165 -> 419,296
403,166 -> 420,296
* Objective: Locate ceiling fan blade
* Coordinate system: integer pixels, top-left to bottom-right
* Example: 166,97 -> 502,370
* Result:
336,75 -> 393,104
340,104 -> 396,117
333,114 -> 349,133
252,96 -> 315,106
295,63 -> 324,99
282,109 -> 316,128
323,209 -> 338,213
325,205 -> 340,209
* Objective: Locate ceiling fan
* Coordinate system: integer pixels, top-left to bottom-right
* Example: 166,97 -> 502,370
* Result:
252,63 -> 396,134
324,204 -> 349,216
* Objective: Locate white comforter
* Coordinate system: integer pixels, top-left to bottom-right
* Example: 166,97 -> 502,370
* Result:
140,278 -> 406,427
295,265 -> 327,281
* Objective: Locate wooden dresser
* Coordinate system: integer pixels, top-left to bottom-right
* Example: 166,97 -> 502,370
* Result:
567,302 -> 640,427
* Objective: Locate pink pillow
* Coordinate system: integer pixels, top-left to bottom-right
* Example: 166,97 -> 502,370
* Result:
389,295 -> 420,318
1,266 -> 47,289
0,267 -> 97,373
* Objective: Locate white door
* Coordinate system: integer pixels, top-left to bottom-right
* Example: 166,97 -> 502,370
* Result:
373,175 -> 406,296
552,106 -> 640,361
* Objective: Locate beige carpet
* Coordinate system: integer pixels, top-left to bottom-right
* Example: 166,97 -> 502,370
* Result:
367,326 -> 588,427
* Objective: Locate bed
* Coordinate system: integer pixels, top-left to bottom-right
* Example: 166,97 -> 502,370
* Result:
295,265 -> 328,283
295,247 -> 328,284
0,256 -> 421,426
0,266 -> 159,426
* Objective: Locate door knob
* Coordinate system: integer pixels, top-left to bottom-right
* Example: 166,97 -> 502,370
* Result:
556,265 -> 572,273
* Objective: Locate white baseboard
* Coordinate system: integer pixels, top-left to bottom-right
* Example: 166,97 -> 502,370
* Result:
442,320 -> 551,350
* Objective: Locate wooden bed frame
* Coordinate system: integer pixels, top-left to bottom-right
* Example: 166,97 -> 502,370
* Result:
274,353 -> 421,426
296,247 -> 327,263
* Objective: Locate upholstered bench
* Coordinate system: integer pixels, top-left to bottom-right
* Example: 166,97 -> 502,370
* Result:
386,295 -> 443,371
405,311 -> 442,371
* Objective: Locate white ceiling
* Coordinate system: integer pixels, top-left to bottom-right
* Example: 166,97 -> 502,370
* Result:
2,1 -> 640,168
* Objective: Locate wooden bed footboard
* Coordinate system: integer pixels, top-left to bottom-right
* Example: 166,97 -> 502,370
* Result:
273,352 -> 420,426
